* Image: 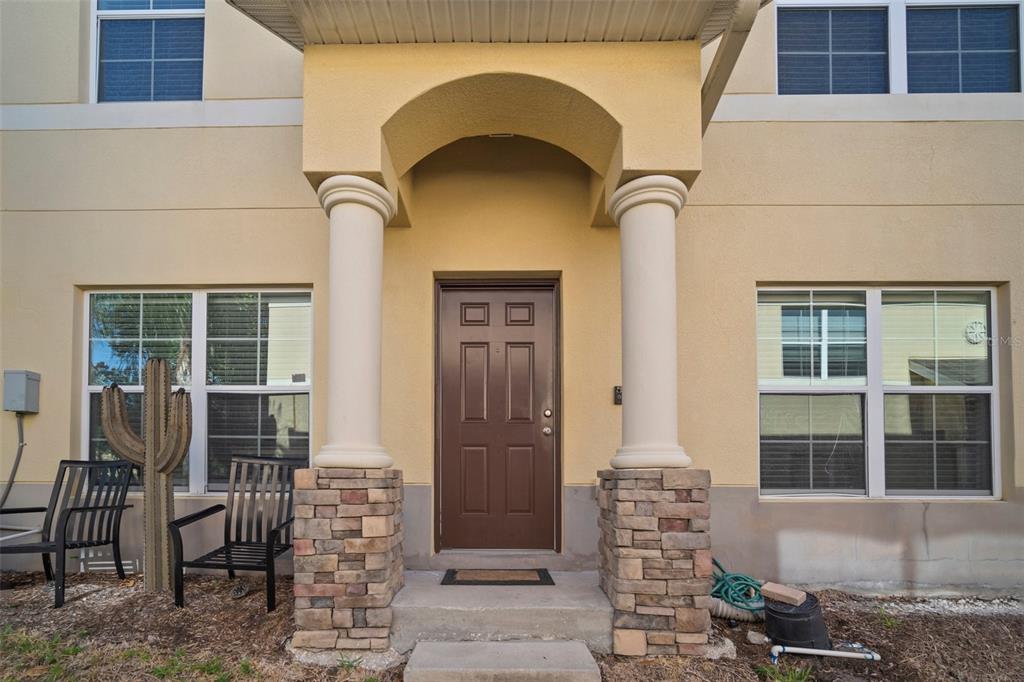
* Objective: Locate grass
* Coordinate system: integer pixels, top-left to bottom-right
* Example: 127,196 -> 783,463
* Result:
0,625 -> 84,682
338,653 -> 363,671
0,628 -> 264,681
878,608 -> 899,630
754,663 -> 813,682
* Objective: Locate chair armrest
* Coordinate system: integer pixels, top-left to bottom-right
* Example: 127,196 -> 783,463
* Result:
54,504 -> 133,542
64,504 -> 133,513
267,516 -> 295,544
168,504 -> 225,530
267,517 -> 295,563
0,507 -> 47,515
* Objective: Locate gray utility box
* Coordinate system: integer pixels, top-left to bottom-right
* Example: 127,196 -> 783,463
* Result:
3,370 -> 40,413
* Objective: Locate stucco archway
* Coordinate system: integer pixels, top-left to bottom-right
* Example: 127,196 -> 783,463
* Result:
382,72 -> 622,179
381,72 -> 623,227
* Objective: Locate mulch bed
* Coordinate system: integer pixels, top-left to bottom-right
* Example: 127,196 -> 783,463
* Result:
2,571 -> 1022,681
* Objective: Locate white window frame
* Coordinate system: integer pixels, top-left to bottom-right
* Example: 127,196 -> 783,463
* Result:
774,0 -> 1024,95
81,288 -> 314,495
90,1 -> 206,105
757,285 -> 1000,501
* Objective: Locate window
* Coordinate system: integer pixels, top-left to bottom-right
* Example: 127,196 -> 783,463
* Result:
777,8 -> 890,94
85,290 -> 312,493
758,288 -> 997,497
907,5 -> 1021,93
96,0 -> 205,102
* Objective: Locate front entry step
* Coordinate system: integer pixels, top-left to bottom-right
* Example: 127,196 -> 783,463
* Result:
403,641 -> 601,682
391,571 -> 613,653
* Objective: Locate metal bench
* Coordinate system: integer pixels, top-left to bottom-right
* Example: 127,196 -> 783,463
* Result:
0,459 -> 133,608
169,456 -> 304,612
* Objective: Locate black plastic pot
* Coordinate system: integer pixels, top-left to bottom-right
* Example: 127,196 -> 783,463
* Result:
764,593 -> 831,649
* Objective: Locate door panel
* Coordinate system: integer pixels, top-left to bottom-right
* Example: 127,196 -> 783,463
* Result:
438,283 -> 558,550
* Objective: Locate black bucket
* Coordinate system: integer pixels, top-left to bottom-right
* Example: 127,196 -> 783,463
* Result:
764,593 -> 831,649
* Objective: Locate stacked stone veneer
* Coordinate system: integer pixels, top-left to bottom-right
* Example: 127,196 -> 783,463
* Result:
291,468 -> 404,653
598,468 -> 713,656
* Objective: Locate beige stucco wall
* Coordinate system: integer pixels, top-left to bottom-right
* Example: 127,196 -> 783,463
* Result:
383,136 -> 621,485
0,0 -> 301,105
302,41 -> 703,192
1,1 -> 1022,585
203,0 -> 302,100
0,0 -> 85,104
3,119 -> 1021,491
701,3 -> 777,95
0,125 -> 322,486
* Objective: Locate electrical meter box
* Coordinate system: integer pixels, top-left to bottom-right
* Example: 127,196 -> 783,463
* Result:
3,370 -> 40,413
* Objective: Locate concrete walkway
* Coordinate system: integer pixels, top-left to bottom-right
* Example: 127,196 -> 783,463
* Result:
391,571 -> 613,653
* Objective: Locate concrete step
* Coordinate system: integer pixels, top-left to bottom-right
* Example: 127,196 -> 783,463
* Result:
403,641 -> 601,682
391,571 -> 612,654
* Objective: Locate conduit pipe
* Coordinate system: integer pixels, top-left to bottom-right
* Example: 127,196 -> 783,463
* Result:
770,644 -> 882,664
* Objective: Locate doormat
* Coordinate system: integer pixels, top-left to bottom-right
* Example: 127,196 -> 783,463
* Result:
441,568 -> 555,586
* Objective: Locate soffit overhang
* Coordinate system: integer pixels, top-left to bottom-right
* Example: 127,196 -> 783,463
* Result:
226,0 -> 744,50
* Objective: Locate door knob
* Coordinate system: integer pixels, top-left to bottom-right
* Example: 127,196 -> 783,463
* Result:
543,409 -> 552,418
542,426 -> 552,436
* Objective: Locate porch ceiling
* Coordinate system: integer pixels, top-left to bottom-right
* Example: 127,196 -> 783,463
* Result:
226,0 -> 745,50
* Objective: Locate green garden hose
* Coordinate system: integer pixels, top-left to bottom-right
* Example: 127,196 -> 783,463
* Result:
710,558 -> 765,621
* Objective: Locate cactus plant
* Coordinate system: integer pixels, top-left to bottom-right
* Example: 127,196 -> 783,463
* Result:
100,358 -> 192,592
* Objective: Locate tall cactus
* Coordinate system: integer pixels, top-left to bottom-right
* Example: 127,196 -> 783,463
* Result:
100,358 -> 192,592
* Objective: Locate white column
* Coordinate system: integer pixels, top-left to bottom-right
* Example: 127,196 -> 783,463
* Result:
314,175 -> 396,469
609,175 -> 692,469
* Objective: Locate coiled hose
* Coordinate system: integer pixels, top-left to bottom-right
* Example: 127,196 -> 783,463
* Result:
710,558 -> 765,622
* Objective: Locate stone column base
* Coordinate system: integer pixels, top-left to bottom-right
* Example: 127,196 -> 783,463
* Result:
597,468 -> 712,656
291,467 -> 404,653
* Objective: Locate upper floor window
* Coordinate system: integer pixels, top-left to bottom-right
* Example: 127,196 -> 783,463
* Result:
907,5 -> 1021,93
776,1 -> 1022,95
777,8 -> 890,94
96,0 -> 205,102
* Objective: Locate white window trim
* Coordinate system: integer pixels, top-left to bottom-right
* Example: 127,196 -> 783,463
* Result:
774,0 -> 1024,96
80,288 -> 314,495
90,1 -> 206,105
756,285 -> 1000,501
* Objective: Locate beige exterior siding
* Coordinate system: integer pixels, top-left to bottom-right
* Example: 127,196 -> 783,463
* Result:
0,0 -> 86,105
2,0 -> 1022,586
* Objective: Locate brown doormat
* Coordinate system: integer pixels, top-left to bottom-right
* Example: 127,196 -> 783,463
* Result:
441,568 -> 555,586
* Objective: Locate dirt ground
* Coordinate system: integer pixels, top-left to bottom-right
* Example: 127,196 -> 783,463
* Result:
1,571 -> 1022,681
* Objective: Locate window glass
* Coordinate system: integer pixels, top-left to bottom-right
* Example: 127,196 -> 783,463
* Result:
778,8 -> 890,94
98,15 -> 204,102
882,291 -> 991,386
207,292 -> 312,386
206,393 -> 310,488
99,0 -> 204,10
86,289 -> 309,493
757,291 -> 866,386
907,6 -> 1021,93
760,394 -> 866,493
884,394 -> 992,493
89,293 -> 192,385
759,288 -> 995,497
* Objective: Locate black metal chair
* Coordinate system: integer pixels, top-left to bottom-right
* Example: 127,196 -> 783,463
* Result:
169,456 -> 304,612
0,460 -> 133,608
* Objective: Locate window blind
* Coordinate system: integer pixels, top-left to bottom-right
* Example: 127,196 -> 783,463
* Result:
907,6 -> 1021,93
778,8 -> 890,95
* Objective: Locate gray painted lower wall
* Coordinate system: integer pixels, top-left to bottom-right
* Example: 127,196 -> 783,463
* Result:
710,486 -> 1024,594
3,481 -> 1022,593
402,484 -> 599,571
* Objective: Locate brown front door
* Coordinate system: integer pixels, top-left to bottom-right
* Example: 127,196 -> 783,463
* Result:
437,281 -> 559,550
